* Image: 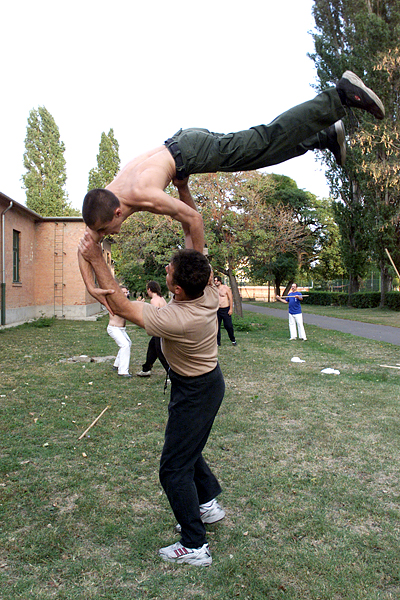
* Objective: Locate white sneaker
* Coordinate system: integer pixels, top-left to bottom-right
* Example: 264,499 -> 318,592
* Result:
200,499 -> 225,524
136,370 -> 151,377
175,499 -> 225,533
158,541 -> 212,566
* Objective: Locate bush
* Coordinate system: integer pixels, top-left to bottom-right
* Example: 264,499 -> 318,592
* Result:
349,292 -> 381,308
303,290 -> 399,310
302,291 -> 347,306
385,291 -> 400,311
27,316 -> 56,328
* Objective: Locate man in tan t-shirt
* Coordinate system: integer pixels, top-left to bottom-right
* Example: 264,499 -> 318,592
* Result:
214,276 -> 236,347
78,234 -> 225,567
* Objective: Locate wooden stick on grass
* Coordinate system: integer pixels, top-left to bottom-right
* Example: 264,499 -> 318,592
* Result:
78,405 -> 110,440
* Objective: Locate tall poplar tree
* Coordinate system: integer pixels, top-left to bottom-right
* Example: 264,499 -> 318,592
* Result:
310,0 -> 400,298
88,129 -> 120,190
22,106 -> 74,216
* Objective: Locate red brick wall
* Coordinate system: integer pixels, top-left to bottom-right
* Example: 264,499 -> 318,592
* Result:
2,203 -> 36,309
33,221 -> 91,307
1,195 -> 111,324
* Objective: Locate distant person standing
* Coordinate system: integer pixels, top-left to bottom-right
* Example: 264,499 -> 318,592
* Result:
276,283 -> 307,341
214,276 -> 236,346
137,281 -> 169,377
107,286 -> 132,377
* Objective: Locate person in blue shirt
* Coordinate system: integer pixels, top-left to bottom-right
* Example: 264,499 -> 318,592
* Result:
276,283 -> 307,341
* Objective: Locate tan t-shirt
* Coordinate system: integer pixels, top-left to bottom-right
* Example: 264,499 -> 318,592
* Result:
142,285 -> 219,377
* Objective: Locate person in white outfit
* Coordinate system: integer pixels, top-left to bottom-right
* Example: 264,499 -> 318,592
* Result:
107,286 -> 132,377
276,283 -> 307,341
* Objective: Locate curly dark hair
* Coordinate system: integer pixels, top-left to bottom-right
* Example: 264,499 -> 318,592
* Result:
170,249 -> 211,299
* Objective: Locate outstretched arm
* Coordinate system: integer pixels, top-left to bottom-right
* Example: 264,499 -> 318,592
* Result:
172,176 -> 206,252
276,295 -> 288,304
77,228 -> 115,314
134,175 -> 204,252
78,232 -> 145,327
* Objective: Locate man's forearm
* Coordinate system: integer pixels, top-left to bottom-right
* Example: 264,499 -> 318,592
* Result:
78,249 -> 97,294
180,188 -> 197,212
175,182 -> 205,252
185,214 -> 204,252
89,256 -> 145,327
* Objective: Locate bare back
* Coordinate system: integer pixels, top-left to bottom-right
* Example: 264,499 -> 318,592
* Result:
108,312 -> 126,327
107,146 -> 176,214
151,294 -> 167,309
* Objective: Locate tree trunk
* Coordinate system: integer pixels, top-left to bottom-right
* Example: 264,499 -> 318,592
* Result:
283,281 -> 294,296
380,262 -> 390,308
228,269 -> 243,318
348,275 -> 360,305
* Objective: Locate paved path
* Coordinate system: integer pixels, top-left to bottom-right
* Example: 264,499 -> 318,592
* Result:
242,303 -> 400,346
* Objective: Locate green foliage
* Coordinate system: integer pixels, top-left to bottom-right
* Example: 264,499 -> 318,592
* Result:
252,253 -> 299,292
310,0 -> 400,290
113,172 -> 315,305
114,209 -> 183,293
303,290 -> 348,306
311,198 -> 345,283
385,291 -> 400,310
22,106 -> 76,216
304,290 -> 399,309
191,171 -> 312,272
88,128 -> 120,190
349,292 -> 382,308
243,173 -> 335,290
26,315 -> 56,328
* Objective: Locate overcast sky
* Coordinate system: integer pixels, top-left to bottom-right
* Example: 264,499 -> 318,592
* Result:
1,0 -> 330,211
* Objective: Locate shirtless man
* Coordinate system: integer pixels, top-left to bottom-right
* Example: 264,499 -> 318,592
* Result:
214,276 -> 236,347
79,72 -> 384,309
137,281 -> 169,377
107,286 -> 132,377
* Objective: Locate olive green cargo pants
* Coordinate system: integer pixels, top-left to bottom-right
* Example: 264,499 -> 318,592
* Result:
165,88 -> 345,179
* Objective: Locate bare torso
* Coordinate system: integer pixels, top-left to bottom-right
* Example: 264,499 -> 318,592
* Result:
106,146 -> 176,216
108,312 -> 126,327
218,285 -> 231,308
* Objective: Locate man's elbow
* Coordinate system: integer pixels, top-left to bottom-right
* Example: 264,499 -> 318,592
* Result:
193,211 -> 203,226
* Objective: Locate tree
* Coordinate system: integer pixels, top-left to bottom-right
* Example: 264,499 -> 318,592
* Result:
88,128 -> 120,190
354,48 -> 400,299
22,106 -> 76,216
251,253 -> 298,296
310,198 -> 345,285
239,173 -> 324,294
190,172 -> 312,316
113,172 -> 312,314
310,0 -> 400,301
114,207 -> 183,294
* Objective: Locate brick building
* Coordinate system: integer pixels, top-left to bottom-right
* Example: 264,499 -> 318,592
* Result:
0,192 -> 112,326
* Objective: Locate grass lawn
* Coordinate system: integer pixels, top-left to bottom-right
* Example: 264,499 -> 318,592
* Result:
245,301 -> 400,328
1,313 -> 400,599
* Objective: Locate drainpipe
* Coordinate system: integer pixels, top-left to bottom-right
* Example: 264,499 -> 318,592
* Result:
1,201 -> 13,325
